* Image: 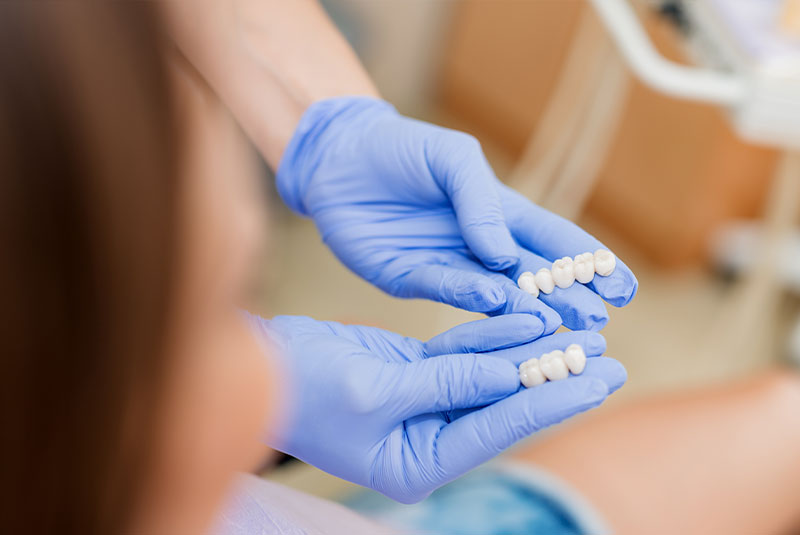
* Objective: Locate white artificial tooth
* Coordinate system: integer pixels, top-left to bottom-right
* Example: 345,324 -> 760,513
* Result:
517,271 -> 539,297
539,350 -> 569,381
594,249 -> 616,277
519,358 -> 546,388
519,357 -> 539,372
573,254 -> 595,284
551,257 -> 575,289
563,344 -> 587,374
534,268 -> 555,294
575,252 -> 595,267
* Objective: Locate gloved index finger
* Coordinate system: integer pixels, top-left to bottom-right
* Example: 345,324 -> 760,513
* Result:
427,132 -> 519,271
488,330 -> 607,366
501,186 -> 638,307
393,355 -> 520,419
424,314 -> 545,357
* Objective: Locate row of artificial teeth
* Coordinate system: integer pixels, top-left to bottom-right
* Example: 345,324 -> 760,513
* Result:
519,344 -> 587,388
516,249 -> 616,298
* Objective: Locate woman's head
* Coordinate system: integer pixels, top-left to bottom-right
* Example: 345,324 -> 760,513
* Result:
0,4 -> 275,533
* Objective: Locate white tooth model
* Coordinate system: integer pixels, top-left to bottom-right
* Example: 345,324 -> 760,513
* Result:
563,344 -> 587,374
551,257 -> 575,289
534,268 -> 555,294
518,345 -> 588,387
539,350 -> 570,381
517,271 -> 539,297
593,249 -> 616,277
519,357 -> 546,388
516,250 -> 616,295
573,252 -> 595,284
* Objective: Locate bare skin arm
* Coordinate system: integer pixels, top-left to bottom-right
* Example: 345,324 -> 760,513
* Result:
162,0 -> 379,167
515,370 -> 800,535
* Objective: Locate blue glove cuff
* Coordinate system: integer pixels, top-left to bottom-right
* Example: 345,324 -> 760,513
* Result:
276,96 -> 397,216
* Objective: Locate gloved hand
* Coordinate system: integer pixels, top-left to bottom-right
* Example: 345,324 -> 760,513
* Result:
250,313 -> 626,504
277,97 -> 638,333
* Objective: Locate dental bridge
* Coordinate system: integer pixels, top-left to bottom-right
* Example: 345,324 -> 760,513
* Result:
514,249 -> 616,387
519,344 -> 588,388
516,249 -> 617,298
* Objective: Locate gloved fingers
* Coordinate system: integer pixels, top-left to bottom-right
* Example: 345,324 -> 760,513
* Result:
509,247 -> 609,332
445,256 -> 563,334
581,356 -> 628,394
487,331 -> 607,366
398,263 -> 509,313
394,355 -> 520,419
435,375 -> 611,476
442,353 -> 623,423
424,314 -> 546,357
501,186 -> 638,307
485,276 -> 562,335
426,132 -> 518,271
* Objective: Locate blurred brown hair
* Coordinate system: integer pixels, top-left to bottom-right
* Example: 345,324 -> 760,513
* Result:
0,3 -> 182,533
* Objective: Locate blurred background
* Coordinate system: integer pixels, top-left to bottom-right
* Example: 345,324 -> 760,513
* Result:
256,0 -> 800,498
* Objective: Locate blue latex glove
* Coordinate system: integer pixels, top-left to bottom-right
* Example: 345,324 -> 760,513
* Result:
277,97 -> 638,333
250,313 -> 626,504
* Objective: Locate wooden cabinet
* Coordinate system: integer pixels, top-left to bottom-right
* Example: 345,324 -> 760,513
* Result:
437,0 -> 777,267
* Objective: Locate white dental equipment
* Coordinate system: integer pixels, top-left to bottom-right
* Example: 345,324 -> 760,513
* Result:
589,0 -> 800,149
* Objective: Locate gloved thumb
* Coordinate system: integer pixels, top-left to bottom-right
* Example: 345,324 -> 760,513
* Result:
424,314 -> 545,357
392,355 -> 520,419
426,132 -> 518,271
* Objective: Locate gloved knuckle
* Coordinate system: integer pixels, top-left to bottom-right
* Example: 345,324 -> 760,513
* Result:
434,132 -> 483,169
340,373 -> 383,413
476,331 -> 490,349
437,359 -> 462,406
385,265 -> 416,298
518,320 -> 542,340
442,371 -> 458,408
522,404 -> 541,433
438,268 -> 459,297
343,388 -> 377,414
451,284 -> 483,309
463,208 -> 505,226
464,358 -> 483,399
450,131 -> 481,151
